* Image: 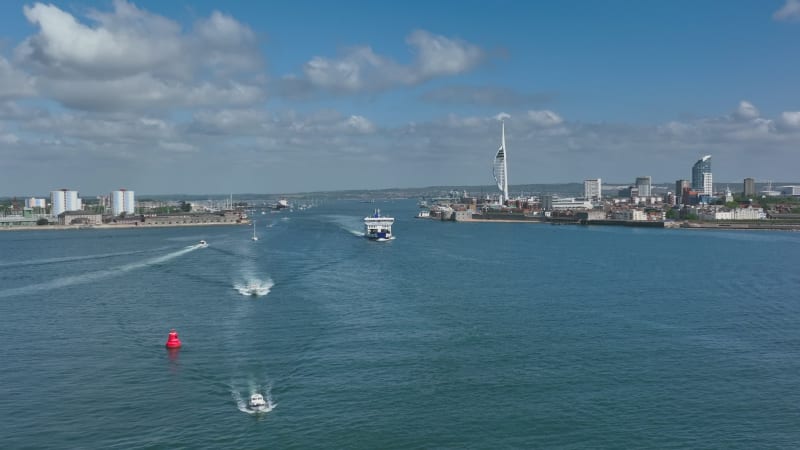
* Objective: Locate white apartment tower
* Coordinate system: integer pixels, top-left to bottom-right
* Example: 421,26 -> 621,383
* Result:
584,178 -> 602,201
50,189 -> 82,217
111,189 -> 136,216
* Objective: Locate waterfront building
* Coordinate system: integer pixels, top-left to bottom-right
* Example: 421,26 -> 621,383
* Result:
550,197 -> 593,210
691,155 -> 713,196
50,189 -> 82,217
675,179 -> 690,204
584,178 -> 602,201
493,121 -> 509,203
698,207 -> 766,221
743,178 -> 756,197
780,186 -> 800,197
111,189 -> 136,216
540,195 -> 553,211
725,187 -> 734,203
59,211 -> 102,225
25,197 -> 46,209
635,176 -> 652,197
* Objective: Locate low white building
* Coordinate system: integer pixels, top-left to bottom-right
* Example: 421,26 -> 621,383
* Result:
780,186 -> 800,197
611,209 -> 648,221
699,207 -> 766,221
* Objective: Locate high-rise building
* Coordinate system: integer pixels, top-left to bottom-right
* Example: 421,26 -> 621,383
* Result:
50,189 -> 82,217
743,178 -> 755,197
111,189 -> 136,216
675,179 -> 690,205
692,155 -> 713,196
584,178 -> 602,201
635,176 -> 652,197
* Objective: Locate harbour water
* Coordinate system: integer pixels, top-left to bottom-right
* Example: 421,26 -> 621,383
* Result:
1,199 -> 800,448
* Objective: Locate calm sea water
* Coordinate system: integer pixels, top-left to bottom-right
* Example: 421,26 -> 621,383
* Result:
1,199 -> 800,449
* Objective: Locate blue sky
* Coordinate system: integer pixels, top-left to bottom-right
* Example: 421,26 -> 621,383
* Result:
1,0 -> 799,195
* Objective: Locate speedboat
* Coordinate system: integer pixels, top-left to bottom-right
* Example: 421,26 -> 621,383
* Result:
245,283 -> 259,295
198,240 -> 208,248
248,393 -> 268,412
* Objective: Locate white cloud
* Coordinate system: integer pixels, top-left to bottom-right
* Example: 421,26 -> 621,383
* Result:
5,101 -> 800,194
18,1 -> 184,79
733,100 -> 759,120
780,111 -> 800,128
346,115 -> 376,133
0,56 -> 36,100
406,30 -> 484,79
774,0 -> 800,21
0,133 -> 20,144
527,110 -> 564,127
13,1 -> 263,112
299,30 -> 486,93
159,141 -> 196,153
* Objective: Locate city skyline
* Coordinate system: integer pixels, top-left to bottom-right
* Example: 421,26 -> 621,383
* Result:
1,1 -> 800,195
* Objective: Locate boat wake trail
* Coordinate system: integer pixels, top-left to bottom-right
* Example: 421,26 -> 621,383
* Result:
0,245 -> 202,299
321,214 -> 364,238
233,278 -> 275,297
231,382 -> 276,415
0,248 -> 166,269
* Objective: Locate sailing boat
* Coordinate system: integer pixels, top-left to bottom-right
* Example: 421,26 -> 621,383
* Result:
251,220 -> 259,241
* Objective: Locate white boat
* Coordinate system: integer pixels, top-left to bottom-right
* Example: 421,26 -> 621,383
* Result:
364,209 -> 395,241
198,240 -> 208,248
248,393 -> 268,412
251,221 -> 258,241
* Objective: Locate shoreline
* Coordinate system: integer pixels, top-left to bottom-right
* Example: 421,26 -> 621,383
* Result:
438,216 -> 800,231
0,222 -> 248,232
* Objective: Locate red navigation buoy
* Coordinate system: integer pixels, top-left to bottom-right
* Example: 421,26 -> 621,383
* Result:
165,329 -> 182,349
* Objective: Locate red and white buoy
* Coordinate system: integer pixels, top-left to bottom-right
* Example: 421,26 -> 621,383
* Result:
165,329 -> 182,349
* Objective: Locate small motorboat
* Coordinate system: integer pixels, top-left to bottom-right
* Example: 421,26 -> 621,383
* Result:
198,240 -> 208,248
245,283 -> 259,295
248,393 -> 268,412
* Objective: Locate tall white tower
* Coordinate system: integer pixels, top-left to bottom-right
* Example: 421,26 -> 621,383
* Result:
112,189 -> 135,215
493,121 -> 509,203
51,189 -> 81,217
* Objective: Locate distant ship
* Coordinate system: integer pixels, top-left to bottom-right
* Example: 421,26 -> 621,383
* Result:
273,199 -> 290,210
364,209 -> 395,241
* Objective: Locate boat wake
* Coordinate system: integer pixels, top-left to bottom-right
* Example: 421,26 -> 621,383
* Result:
0,245 -> 202,299
232,383 -> 276,415
322,215 -> 364,238
233,278 -> 275,297
0,248 -> 165,269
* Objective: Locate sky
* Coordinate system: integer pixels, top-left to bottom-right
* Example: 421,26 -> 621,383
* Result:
1,0 -> 800,195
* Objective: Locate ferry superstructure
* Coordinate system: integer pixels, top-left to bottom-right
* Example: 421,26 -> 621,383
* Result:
364,209 -> 395,241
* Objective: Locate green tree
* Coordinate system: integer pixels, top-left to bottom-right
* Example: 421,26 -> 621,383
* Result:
36,218 -> 49,225
665,209 -> 678,219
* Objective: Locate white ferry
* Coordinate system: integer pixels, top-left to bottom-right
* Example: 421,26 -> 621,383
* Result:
364,209 -> 395,241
